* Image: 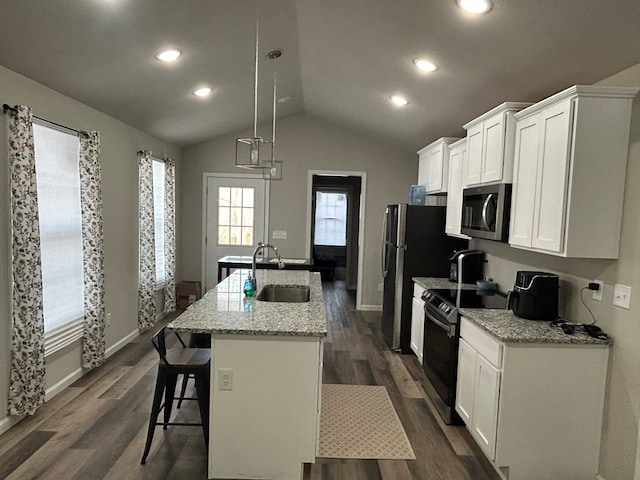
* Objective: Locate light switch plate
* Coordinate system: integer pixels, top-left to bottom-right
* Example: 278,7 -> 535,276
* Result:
613,284 -> 631,309
272,230 -> 287,239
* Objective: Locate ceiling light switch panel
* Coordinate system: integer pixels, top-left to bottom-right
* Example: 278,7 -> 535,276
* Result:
613,284 -> 631,309
272,230 -> 287,239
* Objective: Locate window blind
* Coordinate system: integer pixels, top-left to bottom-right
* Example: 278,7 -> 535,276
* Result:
314,191 -> 347,246
33,123 -> 84,333
152,159 -> 166,285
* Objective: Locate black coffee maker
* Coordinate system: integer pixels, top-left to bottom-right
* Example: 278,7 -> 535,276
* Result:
449,250 -> 485,284
508,271 -> 559,320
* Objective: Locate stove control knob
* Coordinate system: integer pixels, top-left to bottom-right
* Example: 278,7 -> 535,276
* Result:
442,305 -> 451,314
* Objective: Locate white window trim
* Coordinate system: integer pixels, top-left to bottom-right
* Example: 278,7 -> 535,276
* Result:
44,316 -> 84,357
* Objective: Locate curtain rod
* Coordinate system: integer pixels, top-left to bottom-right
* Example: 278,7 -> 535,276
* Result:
2,103 -> 90,138
138,150 -> 171,162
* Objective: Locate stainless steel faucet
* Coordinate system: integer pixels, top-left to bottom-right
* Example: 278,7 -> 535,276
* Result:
251,242 -> 285,290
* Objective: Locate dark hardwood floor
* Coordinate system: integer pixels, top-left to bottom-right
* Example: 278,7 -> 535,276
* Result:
0,281 -> 499,480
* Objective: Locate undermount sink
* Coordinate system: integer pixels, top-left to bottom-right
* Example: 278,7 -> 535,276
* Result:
256,284 -> 310,303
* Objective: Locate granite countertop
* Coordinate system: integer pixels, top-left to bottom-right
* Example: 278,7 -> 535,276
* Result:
169,269 -> 327,337
413,277 -> 610,346
218,255 -> 312,265
412,277 -> 477,290
459,307 -> 611,345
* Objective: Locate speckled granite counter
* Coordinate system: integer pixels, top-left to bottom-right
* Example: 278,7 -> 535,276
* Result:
459,307 -> 611,345
413,277 -> 610,345
169,269 -> 327,337
412,276 -> 476,290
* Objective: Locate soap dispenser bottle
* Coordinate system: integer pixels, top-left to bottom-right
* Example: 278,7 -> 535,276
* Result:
243,272 -> 255,297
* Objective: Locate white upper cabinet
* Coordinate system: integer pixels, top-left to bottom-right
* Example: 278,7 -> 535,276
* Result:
417,137 -> 460,194
509,85 -> 639,258
445,138 -> 470,238
462,102 -> 532,187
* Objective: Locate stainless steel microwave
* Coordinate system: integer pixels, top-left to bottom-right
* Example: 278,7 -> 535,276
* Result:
461,183 -> 512,242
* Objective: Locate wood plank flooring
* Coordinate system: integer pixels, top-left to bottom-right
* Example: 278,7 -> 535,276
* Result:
0,281 -> 499,480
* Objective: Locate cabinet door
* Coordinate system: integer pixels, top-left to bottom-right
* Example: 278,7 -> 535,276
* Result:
418,154 -> 429,187
509,113 -> 541,247
410,297 -> 425,362
472,354 -> 501,460
464,124 -> 483,186
455,338 -> 477,425
531,99 -> 573,253
481,114 -> 506,184
427,145 -> 444,192
445,144 -> 466,236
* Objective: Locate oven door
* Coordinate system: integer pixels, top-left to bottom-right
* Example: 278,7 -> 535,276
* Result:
422,307 -> 461,425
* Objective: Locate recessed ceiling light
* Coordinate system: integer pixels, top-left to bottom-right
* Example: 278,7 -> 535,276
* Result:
155,48 -> 182,62
456,0 -> 492,14
193,87 -> 212,97
390,95 -> 409,107
414,59 -> 438,72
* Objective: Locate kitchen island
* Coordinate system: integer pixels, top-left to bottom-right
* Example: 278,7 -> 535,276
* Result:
170,269 -> 327,480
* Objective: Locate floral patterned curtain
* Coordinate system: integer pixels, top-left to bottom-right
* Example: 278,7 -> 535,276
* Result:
7,105 -> 46,416
163,158 -> 176,312
79,132 -> 106,368
138,150 -> 156,331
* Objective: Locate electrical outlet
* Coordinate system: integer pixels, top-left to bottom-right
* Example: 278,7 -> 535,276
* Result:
613,284 -> 631,309
105,312 -> 112,327
378,283 -> 384,292
592,280 -> 604,302
218,368 -> 233,391
272,230 -> 287,239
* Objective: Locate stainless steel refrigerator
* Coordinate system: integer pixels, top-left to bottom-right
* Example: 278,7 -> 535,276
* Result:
381,204 -> 468,353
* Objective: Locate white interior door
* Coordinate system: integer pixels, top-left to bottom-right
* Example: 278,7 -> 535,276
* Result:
204,174 -> 268,291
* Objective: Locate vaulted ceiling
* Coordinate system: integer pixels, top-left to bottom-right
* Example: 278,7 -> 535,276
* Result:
0,1 -> 639,151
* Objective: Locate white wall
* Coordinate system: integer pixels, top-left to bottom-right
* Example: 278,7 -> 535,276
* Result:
178,112 -> 417,307
475,63 -> 640,480
0,64 -> 181,429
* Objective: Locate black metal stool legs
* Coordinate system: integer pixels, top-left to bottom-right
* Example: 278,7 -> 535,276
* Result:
141,326 -> 211,465
194,369 -> 210,444
141,369 -> 169,464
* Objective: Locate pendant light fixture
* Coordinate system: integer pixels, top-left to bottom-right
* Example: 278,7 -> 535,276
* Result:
236,12 -> 281,173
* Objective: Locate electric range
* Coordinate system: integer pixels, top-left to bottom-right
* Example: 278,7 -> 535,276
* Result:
421,287 -> 508,424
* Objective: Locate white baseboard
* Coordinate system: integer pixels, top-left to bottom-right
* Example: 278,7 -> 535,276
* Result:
358,304 -> 383,312
45,328 -> 140,401
0,415 -> 23,436
105,328 -> 140,359
0,327 -> 141,437
45,367 -> 85,401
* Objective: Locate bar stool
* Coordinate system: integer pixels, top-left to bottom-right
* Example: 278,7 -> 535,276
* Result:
177,333 -> 211,409
141,326 -> 211,465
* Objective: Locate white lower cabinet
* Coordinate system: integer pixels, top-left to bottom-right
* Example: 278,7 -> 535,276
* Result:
456,316 -> 610,480
410,283 -> 426,363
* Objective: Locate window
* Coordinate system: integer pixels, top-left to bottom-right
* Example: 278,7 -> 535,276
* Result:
152,159 -> 166,285
33,122 -> 84,344
314,192 -> 347,246
217,187 -> 255,246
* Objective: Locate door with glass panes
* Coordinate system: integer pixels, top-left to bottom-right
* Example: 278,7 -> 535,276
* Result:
204,174 -> 267,291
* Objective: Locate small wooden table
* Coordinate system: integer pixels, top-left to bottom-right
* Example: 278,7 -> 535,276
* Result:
217,255 -> 313,282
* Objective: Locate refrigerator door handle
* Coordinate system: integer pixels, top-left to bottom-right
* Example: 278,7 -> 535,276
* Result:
382,209 -> 389,277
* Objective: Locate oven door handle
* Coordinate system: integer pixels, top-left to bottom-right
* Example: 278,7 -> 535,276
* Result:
426,313 -> 456,338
